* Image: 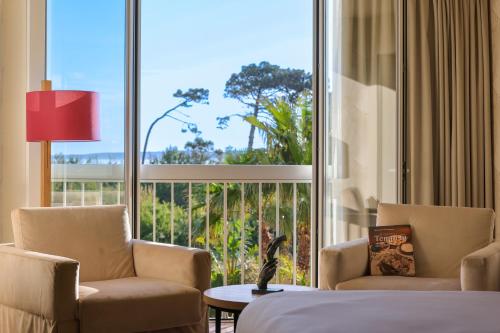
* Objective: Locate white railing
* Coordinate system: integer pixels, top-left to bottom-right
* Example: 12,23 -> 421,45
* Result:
52,164 -> 314,286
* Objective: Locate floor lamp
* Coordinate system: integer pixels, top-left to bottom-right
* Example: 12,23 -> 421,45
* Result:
26,80 -> 100,207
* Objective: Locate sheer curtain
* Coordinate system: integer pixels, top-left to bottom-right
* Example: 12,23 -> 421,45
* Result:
324,0 -> 397,246
406,0 -> 493,208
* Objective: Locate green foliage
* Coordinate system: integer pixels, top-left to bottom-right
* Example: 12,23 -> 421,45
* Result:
140,183 -> 189,244
151,138 -> 223,165
142,88 -> 209,164
219,61 -> 312,150
173,88 -> 209,104
52,153 -> 81,164
223,148 -> 272,165
245,91 -> 312,165
223,61 -> 311,106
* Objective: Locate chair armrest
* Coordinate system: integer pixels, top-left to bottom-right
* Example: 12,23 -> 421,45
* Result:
461,242 -> 500,291
0,245 -> 79,321
132,240 -> 211,292
319,238 -> 369,290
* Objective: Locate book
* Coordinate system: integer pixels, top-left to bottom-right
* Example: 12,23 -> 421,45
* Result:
369,225 -> 415,276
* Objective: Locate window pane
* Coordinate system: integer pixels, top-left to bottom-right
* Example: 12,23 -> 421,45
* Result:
140,0 -> 313,165
324,0 -> 398,245
47,0 -> 126,207
139,0 -> 314,288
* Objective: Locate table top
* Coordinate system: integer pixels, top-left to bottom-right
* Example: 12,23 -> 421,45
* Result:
203,284 -> 317,311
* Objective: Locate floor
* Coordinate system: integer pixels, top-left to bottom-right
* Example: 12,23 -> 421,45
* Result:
209,320 -> 234,333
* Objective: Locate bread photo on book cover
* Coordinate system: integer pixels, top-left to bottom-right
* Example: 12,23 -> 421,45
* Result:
368,224 -> 415,276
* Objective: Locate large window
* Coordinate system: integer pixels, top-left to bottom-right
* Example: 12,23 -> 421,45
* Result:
47,0 -> 126,207
43,0 -> 400,287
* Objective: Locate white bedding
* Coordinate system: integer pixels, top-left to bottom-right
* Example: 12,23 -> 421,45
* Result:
237,291 -> 500,333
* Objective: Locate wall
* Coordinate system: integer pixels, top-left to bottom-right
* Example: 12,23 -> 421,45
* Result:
0,0 -> 28,242
492,0 -> 500,240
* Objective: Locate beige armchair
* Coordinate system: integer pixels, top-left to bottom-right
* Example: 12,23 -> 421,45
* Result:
0,205 -> 211,333
320,203 -> 500,291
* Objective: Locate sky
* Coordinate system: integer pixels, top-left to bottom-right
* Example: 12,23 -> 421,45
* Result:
47,0 -> 313,157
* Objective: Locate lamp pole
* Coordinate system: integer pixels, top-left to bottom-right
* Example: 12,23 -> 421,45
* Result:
40,79 -> 52,207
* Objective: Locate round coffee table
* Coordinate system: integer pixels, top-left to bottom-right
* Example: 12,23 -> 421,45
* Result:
203,284 -> 316,333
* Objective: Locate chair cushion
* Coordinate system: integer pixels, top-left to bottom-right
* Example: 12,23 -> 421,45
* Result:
12,205 -> 135,282
336,276 -> 461,291
79,277 -> 202,333
377,203 -> 494,278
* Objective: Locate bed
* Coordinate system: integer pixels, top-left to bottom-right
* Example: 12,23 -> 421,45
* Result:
236,291 -> 500,333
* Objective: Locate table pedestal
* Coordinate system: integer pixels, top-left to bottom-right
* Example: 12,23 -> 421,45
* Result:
212,306 -> 241,333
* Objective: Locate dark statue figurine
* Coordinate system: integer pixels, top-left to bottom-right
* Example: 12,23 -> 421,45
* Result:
252,235 -> 287,294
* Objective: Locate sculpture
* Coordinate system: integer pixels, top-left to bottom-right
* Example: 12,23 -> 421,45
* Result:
252,234 -> 287,294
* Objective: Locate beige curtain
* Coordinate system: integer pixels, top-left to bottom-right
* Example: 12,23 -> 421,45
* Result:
407,0 -> 493,208
491,0 -> 500,239
341,0 -> 397,90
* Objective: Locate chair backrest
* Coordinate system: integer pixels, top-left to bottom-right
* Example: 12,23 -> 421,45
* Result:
377,203 -> 495,278
11,205 -> 135,282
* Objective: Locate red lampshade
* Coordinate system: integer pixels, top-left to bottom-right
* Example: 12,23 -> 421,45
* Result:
26,90 -> 100,142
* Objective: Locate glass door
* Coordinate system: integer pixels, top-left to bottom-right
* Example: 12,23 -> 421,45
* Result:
323,0 -> 398,246
46,0 -> 126,207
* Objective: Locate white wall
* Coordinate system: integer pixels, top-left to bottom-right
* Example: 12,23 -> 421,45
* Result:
0,0 -> 28,242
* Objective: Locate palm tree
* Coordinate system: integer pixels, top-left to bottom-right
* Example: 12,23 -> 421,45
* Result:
244,91 -> 312,165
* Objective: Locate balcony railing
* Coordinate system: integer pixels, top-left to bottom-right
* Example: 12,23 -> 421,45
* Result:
52,164 -> 314,287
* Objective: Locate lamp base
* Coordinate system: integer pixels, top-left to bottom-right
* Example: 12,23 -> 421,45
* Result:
40,140 -> 52,207
251,287 -> 284,295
